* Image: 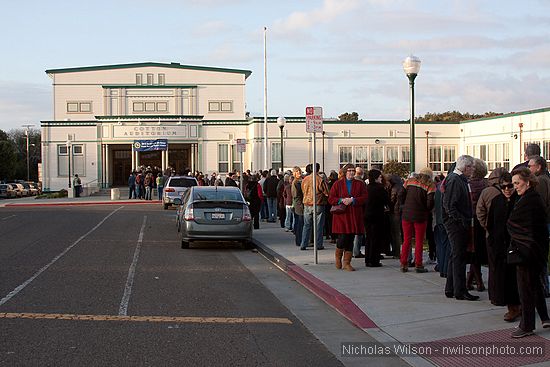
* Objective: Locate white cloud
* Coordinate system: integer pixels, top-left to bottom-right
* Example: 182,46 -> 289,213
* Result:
191,20 -> 231,37
272,0 -> 360,34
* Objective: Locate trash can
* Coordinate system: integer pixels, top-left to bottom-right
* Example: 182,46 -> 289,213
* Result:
111,188 -> 120,200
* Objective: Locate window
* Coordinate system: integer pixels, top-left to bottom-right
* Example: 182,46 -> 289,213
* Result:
136,74 -> 143,85
232,144 -> 242,173
429,146 -> 442,172
401,146 -> 410,163
218,144 -> 229,173
147,73 -> 153,85
158,73 -> 165,86
57,144 -> 85,177
370,146 -> 383,170
354,146 -> 368,169
208,100 -> 233,113
339,146 -> 353,168
386,146 -> 399,162
133,101 -> 168,113
443,146 -> 456,172
66,101 -> 93,113
271,142 -> 281,172
467,143 -> 508,172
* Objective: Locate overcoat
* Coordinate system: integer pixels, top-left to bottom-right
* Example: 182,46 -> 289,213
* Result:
328,178 -> 368,234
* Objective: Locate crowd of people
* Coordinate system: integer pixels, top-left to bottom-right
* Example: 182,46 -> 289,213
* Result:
134,143 -> 550,339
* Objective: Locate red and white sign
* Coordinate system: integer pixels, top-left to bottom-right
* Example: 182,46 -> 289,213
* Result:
236,138 -> 247,153
305,106 -> 323,133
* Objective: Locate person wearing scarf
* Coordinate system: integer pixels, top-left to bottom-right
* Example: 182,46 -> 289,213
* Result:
507,167 -> 550,338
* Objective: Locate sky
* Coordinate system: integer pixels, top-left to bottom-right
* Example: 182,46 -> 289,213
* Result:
0,0 -> 549,132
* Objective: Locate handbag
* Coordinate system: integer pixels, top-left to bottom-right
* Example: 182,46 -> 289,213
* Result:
507,243 -> 526,265
330,203 -> 347,214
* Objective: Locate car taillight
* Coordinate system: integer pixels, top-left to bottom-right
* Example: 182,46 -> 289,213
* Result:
165,188 -> 175,192
184,205 -> 194,221
242,205 -> 252,221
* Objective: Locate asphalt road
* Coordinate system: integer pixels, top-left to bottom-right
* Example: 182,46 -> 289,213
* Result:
0,205 -> 343,367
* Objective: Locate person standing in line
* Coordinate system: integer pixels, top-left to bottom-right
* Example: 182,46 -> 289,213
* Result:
513,143 -> 541,171
73,174 -> 82,197
434,173 -> 450,277
329,163 -> 368,271
259,170 -> 268,221
508,167 -> 550,338
364,169 -> 389,267
301,163 -> 329,250
528,155 -> 550,297
283,174 -> 294,232
144,173 -> 152,200
352,167 -> 367,258
263,170 -> 280,223
245,176 -> 262,230
291,167 -> 305,247
443,155 -> 479,301
466,159 -> 488,291
225,172 -> 238,187
156,173 -> 164,201
128,172 -> 136,199
400,167 -> 436,273
326,170 -> 339,244
484,172 -> 521,322
388,175 -> 404,259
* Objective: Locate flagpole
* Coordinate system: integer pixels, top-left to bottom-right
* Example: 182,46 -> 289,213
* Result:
263,26 -> 268,171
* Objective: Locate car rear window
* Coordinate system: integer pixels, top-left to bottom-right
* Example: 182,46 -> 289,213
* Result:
193,191 -> 242,202
167,178 -> 197,187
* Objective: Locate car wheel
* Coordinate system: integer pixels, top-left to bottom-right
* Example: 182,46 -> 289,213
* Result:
242,240 -> 254,250
181,239 -> 190,249
163,203 -> 169,210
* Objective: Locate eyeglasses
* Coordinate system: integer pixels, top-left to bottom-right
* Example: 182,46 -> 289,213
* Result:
500,184 -> 514,190
347,169 -> 355,172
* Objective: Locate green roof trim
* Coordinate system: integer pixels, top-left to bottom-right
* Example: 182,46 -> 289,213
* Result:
460,107 -> 550,124
249,117 -> 458,125
95,115 -> 204,120
45,62 -> 252,79
102,84 -> 198,89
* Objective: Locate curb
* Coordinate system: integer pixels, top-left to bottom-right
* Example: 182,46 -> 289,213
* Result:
4,200 -> 162,207
252,238 -> 377,330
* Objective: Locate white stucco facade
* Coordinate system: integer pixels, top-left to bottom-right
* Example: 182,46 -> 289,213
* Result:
41,62 -> 550,192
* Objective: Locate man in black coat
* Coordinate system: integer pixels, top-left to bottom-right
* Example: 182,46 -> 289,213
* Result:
225,172 -> 238,187
442,155 -> 479,301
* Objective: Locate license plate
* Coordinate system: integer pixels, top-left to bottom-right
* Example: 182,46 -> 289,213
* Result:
211,213 -> 225,220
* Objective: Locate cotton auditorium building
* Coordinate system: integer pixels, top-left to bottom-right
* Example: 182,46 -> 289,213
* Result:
41,61 -> 550,192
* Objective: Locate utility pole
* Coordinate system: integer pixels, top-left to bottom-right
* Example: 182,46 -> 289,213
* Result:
22,124 -> 35,181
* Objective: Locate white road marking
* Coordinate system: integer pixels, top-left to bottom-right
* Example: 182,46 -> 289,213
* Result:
118,215 -> 147,316
1,215 -> 16,221
0,206 -> 124,307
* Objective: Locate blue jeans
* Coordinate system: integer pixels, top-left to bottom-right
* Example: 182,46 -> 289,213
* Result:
266,197 -> 277,222
301,205 -> 325,249
353,234 -> 365,256
157,186 -> 163,200
285,206 -> 294,230
260,200 -> 268,220
294,214 -> 304,246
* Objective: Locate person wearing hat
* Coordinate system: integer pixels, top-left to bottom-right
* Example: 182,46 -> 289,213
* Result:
400,167 -> 436,273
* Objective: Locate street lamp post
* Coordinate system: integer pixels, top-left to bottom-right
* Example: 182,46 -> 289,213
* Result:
277,116 -> 286,173
403,55 -> 421,173
22,124 -> 34,181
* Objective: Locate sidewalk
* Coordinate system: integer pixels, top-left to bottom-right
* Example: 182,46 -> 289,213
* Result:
0,195 -> 160,208
252,221 -> 550,367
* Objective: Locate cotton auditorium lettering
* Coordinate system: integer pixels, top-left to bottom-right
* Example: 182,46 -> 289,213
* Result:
123,127 -> 178,137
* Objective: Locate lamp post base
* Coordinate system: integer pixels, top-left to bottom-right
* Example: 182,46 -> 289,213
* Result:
67,186 -> 74,198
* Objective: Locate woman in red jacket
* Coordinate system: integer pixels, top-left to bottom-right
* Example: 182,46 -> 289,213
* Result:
328,164 -> 369,271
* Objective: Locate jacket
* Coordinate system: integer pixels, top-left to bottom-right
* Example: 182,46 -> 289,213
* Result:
329,178 -> 368,234
535,172 -> 550,223
442,171 -> 472,227
291,178 -> 304,215
476,167 -> 506,230
364,182 -> 389,224
301,174 -> 329,206
263,175 -> 280,198
401,177 -> 435,222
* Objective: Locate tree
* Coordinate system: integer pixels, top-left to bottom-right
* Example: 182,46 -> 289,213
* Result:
416,111 -> 504,122
338,112 -> 359,122
0,140 -> 17,181
383,160 -> 409,179
7,128 -> 41,181
0,129 -> 8,141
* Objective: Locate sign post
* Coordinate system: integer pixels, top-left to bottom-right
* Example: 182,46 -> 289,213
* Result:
237,139 -> 247,190
306,107 -> 323,265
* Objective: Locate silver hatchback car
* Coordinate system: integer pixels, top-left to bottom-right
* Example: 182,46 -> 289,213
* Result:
162,176 -> 198,209
177,186 -> 253,249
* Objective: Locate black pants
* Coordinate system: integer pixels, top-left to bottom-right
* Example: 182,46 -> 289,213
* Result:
517,264 -> 549,331
444,221 -> 468,297
365,222 -> 383,266
337,233 -> 354,252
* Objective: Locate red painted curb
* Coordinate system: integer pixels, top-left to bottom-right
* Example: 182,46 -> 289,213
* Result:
286,264 -> 377,329
5,201 -> 161,207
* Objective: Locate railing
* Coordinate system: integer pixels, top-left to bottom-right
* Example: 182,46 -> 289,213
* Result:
81,179 -> 100,196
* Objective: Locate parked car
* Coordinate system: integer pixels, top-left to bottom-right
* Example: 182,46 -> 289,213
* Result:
0,184 -> 16,199
18,181 -> 37,196
176,186 -> 253,249
8,183 -> 28,197
162,176 -> 198,210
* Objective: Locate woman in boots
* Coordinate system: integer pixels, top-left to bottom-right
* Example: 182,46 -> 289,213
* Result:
484,172 -> 521,321
328,163 -> 368,271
